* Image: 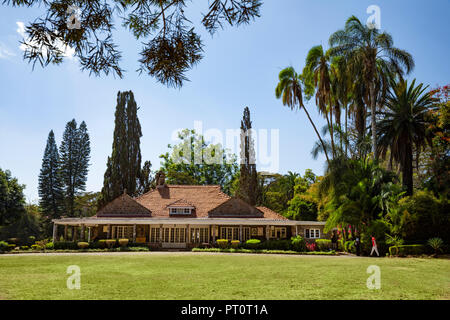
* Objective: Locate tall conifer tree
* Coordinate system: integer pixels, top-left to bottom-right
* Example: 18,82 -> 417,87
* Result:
59,119 -> 91,216
38,130 -> 64,226
237,107 -> 258,205
100,91 -> 144,205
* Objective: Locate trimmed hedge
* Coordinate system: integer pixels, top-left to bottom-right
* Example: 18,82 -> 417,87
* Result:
231,240 -> 240,248
54,241 -> 78,250
192,247 -> 337,255
244,239 -> 261,249
118,239 -> 129,247
315,239 -> 331,251
216,239 -> 228,249
77,242 -> 89,249
389,244 -> 427,256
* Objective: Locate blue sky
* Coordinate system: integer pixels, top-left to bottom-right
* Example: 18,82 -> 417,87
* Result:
0,0 -> 449,202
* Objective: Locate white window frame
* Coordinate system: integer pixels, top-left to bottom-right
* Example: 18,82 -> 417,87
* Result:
305,228 -> 320,239
169,207 -> 193,215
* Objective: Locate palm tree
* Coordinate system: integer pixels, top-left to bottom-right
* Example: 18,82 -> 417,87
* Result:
377,79 -> 436,195
329,16 -> 414,160
275,67 -> 330,165
303,45 -> 337,158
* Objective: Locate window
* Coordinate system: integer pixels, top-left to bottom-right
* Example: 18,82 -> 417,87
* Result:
150,227 -> 160,243
169,207 -> 192,215
271,227 -> 286,239
219,227 -> 249,241
190,227 -> 208,243
114,226 -> 133,239
305,228 -> 320,239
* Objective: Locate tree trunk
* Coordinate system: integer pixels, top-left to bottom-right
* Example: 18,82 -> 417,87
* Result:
402,145 -> 414,196
370,83 -> 378,161
303,106 -> 330,165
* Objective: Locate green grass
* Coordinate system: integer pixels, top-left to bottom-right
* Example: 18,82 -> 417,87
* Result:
0,253 -> 448,300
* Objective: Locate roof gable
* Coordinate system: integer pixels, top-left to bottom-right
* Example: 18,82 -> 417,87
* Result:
97,193 -> 152,217
208,197 -> 264,218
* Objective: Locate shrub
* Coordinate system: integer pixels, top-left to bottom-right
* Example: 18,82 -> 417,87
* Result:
231,240 -> 240,248
344,240 -> 355,253
216,239 -> 229,249
77,242 -> 89,249
97,240 -> 107,248
106,239 -> 117,248
305,242 -> 316,251
389,244 -> 427,257
291,236 -> 306,252
53,241 -> 78,250
244,239 -> 261,249
118,239 -> 129,248
31,244 -> 41,250
45,242 -> 54,250
261,239 -> 291,251
315,239 -> 331,251
8,238 -> 19,245
427,237 -> 444,255
0,241 -> 10,252
27,236 -> 36,246
128,246 -> 150,252
20,245 -> 30,250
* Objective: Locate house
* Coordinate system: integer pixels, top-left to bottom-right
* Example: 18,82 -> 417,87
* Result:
52,176 -> 327,249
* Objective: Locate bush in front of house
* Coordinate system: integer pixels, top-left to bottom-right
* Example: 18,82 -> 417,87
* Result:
106,239 -> 117,248
0,241 -> 10,253
53,241 -> 78,250
31,244 -> 41,250
216,239 -> 229,248
291,235 -> 306,252
45,242 -> 54,250
77,242 -> 89,249
231,240 -> 240,248
244,239 -> 261,249
261,239 -> 291,251
20,245 -> 30,250
315,239 -> 332,251
118,239 -> 129,247
344,240 -> 355,253
389,244 -> 427,256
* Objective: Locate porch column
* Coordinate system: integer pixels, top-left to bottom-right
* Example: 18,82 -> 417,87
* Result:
212,225 -> 216,243
80,225 -> 85,241
87,227 -> 91,242
186,225 -> 190,244
239,225 -> 243,242
266,226 -> 270,240
64,225 -> 68,241
159,224 -> 163,244
133,224 -> 136,243
52,223 -> 57,243
107,224 -> 111,239
295,225 -> 298,236
73,226 -> 78,242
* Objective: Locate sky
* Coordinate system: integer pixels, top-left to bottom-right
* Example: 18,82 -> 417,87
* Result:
0,0 -> 449,203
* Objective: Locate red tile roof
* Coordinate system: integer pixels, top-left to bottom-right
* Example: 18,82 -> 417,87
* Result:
99,185 -> 291,221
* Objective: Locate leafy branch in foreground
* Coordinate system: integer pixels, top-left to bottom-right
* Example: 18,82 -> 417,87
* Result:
4,0 -> 262,88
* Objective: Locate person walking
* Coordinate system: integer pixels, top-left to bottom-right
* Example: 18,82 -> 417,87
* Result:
370,235 -> 379,257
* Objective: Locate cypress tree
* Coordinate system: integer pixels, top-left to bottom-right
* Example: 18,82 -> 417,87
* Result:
38,130 -> 64,228
100,91 -> 144,205
237,107 -> 258,205
59,119 -> 91,216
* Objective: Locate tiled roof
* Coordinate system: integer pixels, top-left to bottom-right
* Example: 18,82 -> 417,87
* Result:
166,199 -> 195,208
256,206 -> 289,220
208,197 -> 264,217
136,185 -> 230,217
99,185 -> 291,221
96,193 -> 152,217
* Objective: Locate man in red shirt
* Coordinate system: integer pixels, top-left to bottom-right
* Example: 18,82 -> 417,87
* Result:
370,235 -> 379,256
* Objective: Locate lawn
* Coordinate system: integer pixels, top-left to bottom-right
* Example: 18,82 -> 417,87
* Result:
0,252 -> 448,300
